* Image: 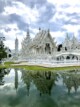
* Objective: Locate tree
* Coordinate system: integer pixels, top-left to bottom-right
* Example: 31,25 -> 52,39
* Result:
0,41 -> 7,61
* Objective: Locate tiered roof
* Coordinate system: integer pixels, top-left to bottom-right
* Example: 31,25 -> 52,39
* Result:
30,29 -> 56,48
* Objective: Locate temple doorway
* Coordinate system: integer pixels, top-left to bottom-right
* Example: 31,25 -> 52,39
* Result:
45,43 -> 51,54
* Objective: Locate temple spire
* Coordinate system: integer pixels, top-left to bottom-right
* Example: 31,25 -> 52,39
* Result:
26,25 -> 30,37
14,69 -> 18,91
48,29 -> 50,33
66,33 -> 70,40
39,27 -> 41,31
26,30 -> 29,37
15,36 -> 18,54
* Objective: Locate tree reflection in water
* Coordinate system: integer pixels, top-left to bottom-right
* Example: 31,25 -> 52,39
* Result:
22,69 -> 80,95
1,68 -> 80,95
61,70 -> 80,94
0,68 -> 10,85
21,70 -> 32,96
1,68 -> 80,107
21,70 -> 57,96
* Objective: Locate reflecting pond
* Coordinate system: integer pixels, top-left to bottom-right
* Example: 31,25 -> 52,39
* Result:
0,68 -> 80,107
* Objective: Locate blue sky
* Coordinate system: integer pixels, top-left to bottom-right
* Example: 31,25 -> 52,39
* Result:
0,0 -> 80,49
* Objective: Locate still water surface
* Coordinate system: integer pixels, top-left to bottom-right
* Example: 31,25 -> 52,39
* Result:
0,68 -> 80,107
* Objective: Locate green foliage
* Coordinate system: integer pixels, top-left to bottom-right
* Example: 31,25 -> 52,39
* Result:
0,41 -> 7,60
4,62 -> 15,65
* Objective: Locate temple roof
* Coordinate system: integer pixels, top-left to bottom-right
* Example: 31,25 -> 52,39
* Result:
30,29 -> 56,48
63,34 -> 79,48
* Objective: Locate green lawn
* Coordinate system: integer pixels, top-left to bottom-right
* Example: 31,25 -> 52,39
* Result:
0,61 -> 80,71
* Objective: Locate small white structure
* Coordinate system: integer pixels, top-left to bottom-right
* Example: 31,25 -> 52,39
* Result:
15,37 -> 18,54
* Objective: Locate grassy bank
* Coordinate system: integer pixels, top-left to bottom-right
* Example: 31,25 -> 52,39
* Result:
14,65 -> 80,71
0,61 -> 80,71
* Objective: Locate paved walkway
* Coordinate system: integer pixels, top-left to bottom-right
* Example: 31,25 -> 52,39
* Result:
12,62 -> 80,68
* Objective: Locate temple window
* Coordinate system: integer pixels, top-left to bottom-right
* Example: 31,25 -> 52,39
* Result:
66,56 -> 70,60
65,47 -> 67,51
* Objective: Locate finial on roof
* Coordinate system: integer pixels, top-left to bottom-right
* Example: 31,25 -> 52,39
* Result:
39,27 -> 41,31
26,26 -> 30,37
66,32 -> 70,40
48,29 -> 50,33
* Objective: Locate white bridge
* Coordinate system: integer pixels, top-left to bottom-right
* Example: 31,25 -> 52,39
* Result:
14,51 -> 80,67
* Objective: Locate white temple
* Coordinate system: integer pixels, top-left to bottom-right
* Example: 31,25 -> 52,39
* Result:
15,28 -> 80,64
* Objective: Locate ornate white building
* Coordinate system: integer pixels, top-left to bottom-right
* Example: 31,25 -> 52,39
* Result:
16,28 -> 80,63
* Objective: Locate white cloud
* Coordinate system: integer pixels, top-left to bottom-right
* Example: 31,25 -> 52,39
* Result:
48,0 -> 80,23
48,0 -> 80,40
2,1 -> 40,24
63,24 -> 80,33
49,12 -> 70,23
58,5 -> 80,14
62,24 -> 80,38
70,19 -> 78,23
1,23 -> 19,39
47,0 -> 80,6
1,0 -> 80,50
50,31 -> 65,38
50,31 -> 65,44
4,40 -> 15,49
1,23 -> 26,49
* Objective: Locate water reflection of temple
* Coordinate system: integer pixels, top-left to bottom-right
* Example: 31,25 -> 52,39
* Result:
14,69 -> 80,94
0,68 -> 19,91
14,69 -> 18,91
21,70 -> 32,96
61,70 -> 80,94
1,68 -> 80,95
21,70 -> 57,96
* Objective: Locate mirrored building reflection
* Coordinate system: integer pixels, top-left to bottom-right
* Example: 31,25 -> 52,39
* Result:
14,69 -> 19,91
61,70 -> 80,94
21,70 -> 57,96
